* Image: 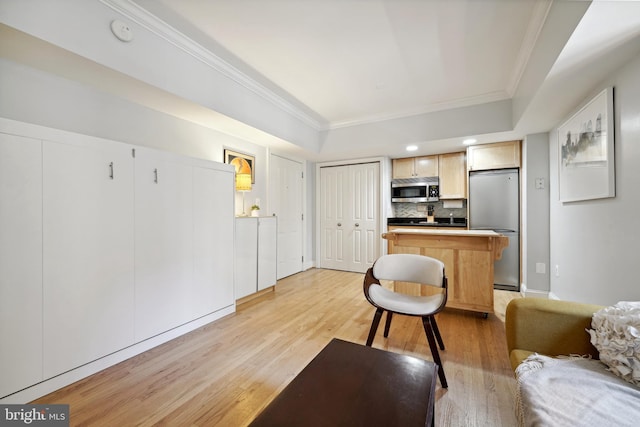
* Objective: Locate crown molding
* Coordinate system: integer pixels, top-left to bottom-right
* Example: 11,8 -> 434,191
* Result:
99,0 -> 323,131
507,0 -> 553,97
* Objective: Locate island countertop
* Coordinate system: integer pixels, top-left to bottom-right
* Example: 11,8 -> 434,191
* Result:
382,229 -> 509,315
383,228 -> 503,238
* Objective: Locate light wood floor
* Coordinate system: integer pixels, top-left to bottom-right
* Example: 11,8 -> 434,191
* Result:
34,268 -> 520,426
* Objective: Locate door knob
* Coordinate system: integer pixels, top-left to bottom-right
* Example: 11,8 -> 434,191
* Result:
337,223 -> 342,227
355,223 -> 360,227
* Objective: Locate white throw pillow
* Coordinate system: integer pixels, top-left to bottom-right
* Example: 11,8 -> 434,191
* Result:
588,301 -> 640,386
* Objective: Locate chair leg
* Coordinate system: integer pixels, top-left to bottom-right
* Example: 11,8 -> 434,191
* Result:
429,316 -> 445,350
383,312 -> 393,338
422,316 -> 448,388
366,308 -> 384,346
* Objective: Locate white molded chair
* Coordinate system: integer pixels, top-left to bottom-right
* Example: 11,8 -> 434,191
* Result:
363,254 -> 448,388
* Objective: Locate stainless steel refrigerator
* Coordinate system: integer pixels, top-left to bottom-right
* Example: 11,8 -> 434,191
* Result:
469,169 -> 520,291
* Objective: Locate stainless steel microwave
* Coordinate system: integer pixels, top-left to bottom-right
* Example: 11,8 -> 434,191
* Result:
391,180 -> 439,203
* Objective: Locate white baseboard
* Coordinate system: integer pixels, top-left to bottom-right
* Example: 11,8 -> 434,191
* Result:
520,283 -> 551,299
548,292 -> 560,300
0,305 -> 235,404
303,260 -> 315,271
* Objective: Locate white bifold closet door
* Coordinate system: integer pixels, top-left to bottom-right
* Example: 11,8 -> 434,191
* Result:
320,162 -> 379,273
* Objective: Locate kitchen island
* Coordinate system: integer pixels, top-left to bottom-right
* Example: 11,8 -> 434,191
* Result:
382,228 -> 509,316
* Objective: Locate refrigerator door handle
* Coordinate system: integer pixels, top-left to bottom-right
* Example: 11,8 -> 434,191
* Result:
493,228 -> 517,233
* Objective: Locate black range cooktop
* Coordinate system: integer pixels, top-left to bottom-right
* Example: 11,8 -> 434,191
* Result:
387,217 -> 467,227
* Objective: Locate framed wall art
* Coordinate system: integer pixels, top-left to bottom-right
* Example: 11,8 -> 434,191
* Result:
224,149 -> 255,184
558,87 -> 615,202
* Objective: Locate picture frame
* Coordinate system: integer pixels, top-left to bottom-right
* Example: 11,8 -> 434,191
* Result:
224,149 -> 255,184
558,87 -> 615,202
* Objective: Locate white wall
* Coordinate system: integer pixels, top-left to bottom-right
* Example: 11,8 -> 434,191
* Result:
0,58 -> 270,217
549,53 -> 640,305
522,133 -> 550,294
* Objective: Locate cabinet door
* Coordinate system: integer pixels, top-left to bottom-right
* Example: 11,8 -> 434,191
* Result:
467,141 -> 521,171
235,218 -> 258,299
258,217 -> 277,291
392,158 -> 415,179
194,166 -> 235,313
43,139 -> 135,378
134,148 -> 193,341
414,156 -> 438,177
438,152 -> 467,199
0,133 -> 43,397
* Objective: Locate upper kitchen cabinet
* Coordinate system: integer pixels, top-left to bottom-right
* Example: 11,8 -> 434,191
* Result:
467,140 -> 521,171
392,156 -> 438,179
438,152 -> 467,199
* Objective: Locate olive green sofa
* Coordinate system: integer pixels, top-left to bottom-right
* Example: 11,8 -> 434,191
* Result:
505,297 -> 603,371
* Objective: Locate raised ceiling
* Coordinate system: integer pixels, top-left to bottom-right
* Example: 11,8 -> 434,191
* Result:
136,0 -> 548,130
129,0 -> 640,160
134,0 -> 547,129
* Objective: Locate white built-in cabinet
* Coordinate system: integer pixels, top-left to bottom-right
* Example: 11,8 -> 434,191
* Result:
0,134 -> 43,398
0,123 -> 235,400
134,148 -> 194,341
234,217 -> 277,300
42,138 -> 136,378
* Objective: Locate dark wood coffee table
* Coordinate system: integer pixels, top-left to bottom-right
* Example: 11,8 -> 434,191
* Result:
249,338 -> 438,427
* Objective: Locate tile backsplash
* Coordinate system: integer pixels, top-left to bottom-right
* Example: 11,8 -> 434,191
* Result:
392,200 -> 467,219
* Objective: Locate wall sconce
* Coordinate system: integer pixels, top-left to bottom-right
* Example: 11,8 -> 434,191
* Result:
235,173 -> 252,216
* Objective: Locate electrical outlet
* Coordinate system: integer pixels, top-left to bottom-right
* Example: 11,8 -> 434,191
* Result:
535,178 -> 545,190
555,264 -> 560,277
535,263 -> 545,274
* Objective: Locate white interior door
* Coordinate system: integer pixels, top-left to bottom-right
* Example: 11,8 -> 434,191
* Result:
320,166 -> 348,271
320,163 -> 379,273
350,163 -> 380,272
269,154 -> 303,279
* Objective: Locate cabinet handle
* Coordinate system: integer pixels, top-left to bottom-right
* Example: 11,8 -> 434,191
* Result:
337,223 -> 342,227
154,168 -> 158,184
355,223 -> 360,227
109,162 -> 114,180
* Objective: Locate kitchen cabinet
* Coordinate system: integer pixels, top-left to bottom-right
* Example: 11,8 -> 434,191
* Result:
235,217 -> 277,301
467,140 -> 521,171
392,156 -> 438,179
42,138 -> 135,378
438,152 -> 467,199
0,133 -> 43,398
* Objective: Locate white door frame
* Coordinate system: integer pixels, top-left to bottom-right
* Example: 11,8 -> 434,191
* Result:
315,157 -> 390,270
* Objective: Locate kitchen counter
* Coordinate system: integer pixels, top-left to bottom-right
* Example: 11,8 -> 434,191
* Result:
382,229 -> 508,315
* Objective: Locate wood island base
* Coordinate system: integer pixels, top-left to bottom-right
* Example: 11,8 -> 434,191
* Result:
382,229 -> 508,315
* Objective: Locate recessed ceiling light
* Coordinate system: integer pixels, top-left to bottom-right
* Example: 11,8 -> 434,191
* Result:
463,138 -> 477,145
406,145 -> 418,151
